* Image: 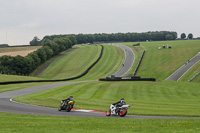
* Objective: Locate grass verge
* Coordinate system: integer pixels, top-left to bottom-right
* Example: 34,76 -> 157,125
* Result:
1,112 -> 200,133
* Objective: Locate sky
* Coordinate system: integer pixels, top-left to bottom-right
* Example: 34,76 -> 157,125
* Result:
0,0 -> 200,45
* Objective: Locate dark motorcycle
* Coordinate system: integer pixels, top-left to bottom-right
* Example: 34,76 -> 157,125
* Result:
58,100 -> 75,112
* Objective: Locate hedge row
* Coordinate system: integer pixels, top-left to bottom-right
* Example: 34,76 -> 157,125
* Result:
0,35 -> 77,76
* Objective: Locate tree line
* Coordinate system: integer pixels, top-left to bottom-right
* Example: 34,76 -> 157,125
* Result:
0,35 -> 77,76
38,31 -> 177,44
75,31 -> 177,44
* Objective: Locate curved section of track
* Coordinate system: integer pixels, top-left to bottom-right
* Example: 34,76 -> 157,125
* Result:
0,81 -> 199,119
0,45 -> 199,119
112,44 -> 135,77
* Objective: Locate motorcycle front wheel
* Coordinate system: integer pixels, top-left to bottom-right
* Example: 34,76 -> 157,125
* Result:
119,109 -> 127,117
106,109 -> 111,116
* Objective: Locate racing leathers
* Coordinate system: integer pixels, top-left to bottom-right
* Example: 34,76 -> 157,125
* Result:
111,98 -> 126,114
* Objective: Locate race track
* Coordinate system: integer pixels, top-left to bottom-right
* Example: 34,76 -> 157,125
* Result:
166,53 -> 200,81
112,44 -> 135,77
0,44 -> 199,119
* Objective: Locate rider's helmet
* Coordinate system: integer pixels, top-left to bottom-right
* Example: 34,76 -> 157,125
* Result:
120,98 -> 126,105
69,95 -> 74,101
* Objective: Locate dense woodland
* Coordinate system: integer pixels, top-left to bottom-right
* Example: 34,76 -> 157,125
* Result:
0,35 -> 76,75
43,31 -> 177,44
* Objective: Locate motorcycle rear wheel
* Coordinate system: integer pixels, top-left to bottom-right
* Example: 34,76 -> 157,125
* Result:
66,105 -> 72,112
106,109 -> 111,116
119,109 -> 127,117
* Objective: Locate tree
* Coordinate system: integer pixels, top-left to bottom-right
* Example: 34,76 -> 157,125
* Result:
43,46 -> 54,59
30,36 -> 41,46
27,52 -> 41,69
181,33 -> 186,39
188,33 -> 193,40
165,34 -> 174,40
36,47 -> 47,63
53,38 -> 66,52
43,41 -> 59,55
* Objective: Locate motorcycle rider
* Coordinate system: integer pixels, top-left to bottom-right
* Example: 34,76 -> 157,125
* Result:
62,95 -> 74,105
111,98 -> 126,114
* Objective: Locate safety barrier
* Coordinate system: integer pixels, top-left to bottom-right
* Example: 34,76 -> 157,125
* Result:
188,72 -> 200,82
133,50 -> 145,77
0,45 -> 104,85
99,77 -> 156,82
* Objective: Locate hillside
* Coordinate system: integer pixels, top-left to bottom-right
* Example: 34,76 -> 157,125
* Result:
119,40 -> 200,80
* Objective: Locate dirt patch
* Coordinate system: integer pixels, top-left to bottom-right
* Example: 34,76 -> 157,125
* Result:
0,50 -> 36,57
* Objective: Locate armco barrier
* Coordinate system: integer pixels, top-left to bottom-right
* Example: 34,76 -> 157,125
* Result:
99,78 -> 156,82
188,72 -> 200,82
0,45 -> 104,85
133,50 -> 145,77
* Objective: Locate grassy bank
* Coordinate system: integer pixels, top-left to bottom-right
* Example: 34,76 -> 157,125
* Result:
37,45 -> 101,79
179,61 -> 200,83
1,112 -> 200,133
77,44 -> 125,80
119,40 -> 200,80
15,81 -> 200,117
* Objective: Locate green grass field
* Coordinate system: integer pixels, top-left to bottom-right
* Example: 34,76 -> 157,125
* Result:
76,44 -> 125,80
15,81 -> 200,117
36,44 -> 124,80
36,45 -> 101,79
118,40 -> 200,80
0,74 -> 43,82
1,40 -> 200,132
1,112 -> 200,133
0,82 -> 53,93
180,61 -> 200,82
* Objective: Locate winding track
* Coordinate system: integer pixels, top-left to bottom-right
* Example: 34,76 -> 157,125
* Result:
112,44 -> 135,77
0,44 -> 199,119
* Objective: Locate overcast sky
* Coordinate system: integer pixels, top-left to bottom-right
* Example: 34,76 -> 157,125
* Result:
0,0 -> 200,45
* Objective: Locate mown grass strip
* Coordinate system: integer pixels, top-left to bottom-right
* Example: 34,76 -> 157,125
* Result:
78,44 -> 125,80
15,81 -> 200,117
121,40 -> 200,80
37,45 -> 100,79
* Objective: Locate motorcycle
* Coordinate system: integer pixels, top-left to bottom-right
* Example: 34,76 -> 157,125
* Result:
58,100 -> 75,112
106,104 -> 131,117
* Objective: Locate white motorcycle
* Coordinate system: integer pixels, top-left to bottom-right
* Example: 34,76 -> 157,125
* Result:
106,104 -> 131,117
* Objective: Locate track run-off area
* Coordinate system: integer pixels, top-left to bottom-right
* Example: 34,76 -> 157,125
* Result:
0,44 -> 200,119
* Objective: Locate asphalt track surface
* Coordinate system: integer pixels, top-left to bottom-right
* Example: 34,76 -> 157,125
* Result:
166,53 -> 200,81
112,44 -> 135,77
0,45 -> 199,119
